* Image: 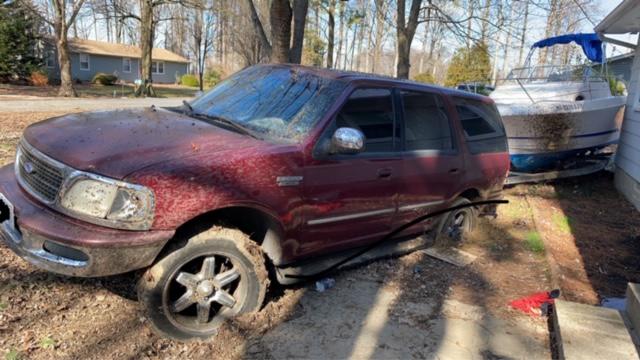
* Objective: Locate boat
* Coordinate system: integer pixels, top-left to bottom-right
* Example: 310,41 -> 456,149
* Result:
490,33 -> 626,173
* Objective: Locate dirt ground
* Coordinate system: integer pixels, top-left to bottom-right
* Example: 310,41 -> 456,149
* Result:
0,112 -> 639,359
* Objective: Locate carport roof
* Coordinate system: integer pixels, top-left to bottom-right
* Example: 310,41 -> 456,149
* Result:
595,0 -> 640,34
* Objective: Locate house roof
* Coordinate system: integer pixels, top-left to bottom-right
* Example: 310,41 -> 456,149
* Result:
595,0 -> 640,34
62,37 -> 190,63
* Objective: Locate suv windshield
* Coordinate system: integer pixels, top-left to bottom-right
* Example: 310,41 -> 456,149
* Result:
190,66 -> 347,142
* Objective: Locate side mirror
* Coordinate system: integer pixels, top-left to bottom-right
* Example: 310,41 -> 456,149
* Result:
331,127 -> 365,154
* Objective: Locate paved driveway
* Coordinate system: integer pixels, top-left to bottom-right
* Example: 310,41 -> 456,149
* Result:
0,97 -> 187,113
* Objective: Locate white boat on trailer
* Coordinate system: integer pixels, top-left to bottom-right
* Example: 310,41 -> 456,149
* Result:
491,33 -> 626,179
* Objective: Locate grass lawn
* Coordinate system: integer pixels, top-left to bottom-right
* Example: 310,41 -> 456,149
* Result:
77,83 -> 199,98
0,82 -> 199,98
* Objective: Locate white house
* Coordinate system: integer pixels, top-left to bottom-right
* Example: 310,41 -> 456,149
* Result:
596,0 -> 640,210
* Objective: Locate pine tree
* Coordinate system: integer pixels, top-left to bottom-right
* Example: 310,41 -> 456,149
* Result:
444,42 -> 492,87
0,1 -> 42,82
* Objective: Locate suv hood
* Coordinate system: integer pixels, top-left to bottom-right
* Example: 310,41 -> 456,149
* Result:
23,107 -> 260,179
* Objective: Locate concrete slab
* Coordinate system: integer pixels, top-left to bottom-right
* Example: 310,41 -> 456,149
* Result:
627,283 -> 640,336
554,300 -> 640,360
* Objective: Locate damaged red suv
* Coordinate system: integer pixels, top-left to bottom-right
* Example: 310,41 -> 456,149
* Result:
0,64 -> 509,340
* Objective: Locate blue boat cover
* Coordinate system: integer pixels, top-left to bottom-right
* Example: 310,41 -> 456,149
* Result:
531,33 -> 603,63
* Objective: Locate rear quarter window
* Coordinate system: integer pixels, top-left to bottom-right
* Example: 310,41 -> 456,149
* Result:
453,97 -> 507,154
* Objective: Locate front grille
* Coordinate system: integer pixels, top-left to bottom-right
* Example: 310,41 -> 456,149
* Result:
17,143 -> 65,202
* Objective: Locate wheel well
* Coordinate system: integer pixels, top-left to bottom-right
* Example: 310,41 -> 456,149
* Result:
166,207 -> 286,266
459,188 -> 480,201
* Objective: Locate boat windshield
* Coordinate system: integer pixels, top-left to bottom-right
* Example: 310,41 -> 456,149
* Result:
505,64 -> 606,84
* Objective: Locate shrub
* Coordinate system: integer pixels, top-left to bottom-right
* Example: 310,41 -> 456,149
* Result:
92,72 -> 118,86
608,76 -> 626,96
29,70 -> 48,86
203,69 -> 221,88
413,72 -> 436,84
444,42 -> 492,87
180,74 -> 199,87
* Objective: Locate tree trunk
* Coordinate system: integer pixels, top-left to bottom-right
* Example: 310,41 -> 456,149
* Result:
517,0 -> 529,65
138,0 -> 155,97
372,0 -> 386,72
349,22 -> 358,70
539,0 -> 558,66
500,2 -> 515,79
480,0 -> 491,43
51,0 -> 77,97
397,31 -> 410,78
395,0 -> 421,79
289,0 -> 308,63
269,0 -> 292,63
466,0 -> 475,48
326,0 -> 335,68
245,0 -> 271,58
335,1 -> 346,68
56,34 -> 77,97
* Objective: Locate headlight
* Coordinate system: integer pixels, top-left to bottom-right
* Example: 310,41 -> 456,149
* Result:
61,175 -> 154,230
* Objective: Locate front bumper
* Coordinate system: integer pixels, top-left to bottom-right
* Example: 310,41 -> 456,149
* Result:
0,164 -> 174,277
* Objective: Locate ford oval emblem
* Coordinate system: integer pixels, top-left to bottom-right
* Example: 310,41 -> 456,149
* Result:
23,162 -> 35,174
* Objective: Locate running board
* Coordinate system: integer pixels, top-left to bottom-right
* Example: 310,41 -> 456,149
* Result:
275,234 -> 433,285
506,159 -> 609,185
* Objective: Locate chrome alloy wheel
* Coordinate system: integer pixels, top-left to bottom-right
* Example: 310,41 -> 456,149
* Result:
446,210 -> 470,241
165,255 -> 243,328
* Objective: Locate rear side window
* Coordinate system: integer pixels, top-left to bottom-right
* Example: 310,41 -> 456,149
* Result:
335,88 -> 399,152
401,90 -> 453,151
454,98 -> 507,154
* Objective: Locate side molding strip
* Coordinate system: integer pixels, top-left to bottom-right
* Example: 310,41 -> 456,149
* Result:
307,208 -> 394,225
307,200 -> 445,225
398,200 -> 444,212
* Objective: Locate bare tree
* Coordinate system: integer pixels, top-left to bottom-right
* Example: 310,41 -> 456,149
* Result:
188,0 -> 215,90
326,0 -> 335,68
371,0 -> 386,73
396,0 -> 421,79
517,0 -> 530,65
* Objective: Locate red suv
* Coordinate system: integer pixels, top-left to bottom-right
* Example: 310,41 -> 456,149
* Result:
0,64 -> 509,340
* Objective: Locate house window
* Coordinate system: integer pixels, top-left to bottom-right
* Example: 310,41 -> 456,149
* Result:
152,61 -> 165,74
79,53 -> 90,71
123,58 -> 131,73
45,50 -> 55,68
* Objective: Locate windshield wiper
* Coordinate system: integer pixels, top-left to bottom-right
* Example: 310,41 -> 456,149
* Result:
182,100 -> 194,115
191,112 -> 262,140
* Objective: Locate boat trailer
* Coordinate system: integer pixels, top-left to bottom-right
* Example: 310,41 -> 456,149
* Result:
505,156 -> 613,185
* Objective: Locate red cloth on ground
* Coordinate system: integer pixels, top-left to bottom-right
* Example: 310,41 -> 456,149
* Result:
509,291 -> 555,316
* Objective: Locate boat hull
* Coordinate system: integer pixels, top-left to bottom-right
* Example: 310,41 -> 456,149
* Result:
496,96 -> 626,172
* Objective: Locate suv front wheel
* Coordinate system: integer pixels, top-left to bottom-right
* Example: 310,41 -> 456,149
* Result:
137,227 -> 269,341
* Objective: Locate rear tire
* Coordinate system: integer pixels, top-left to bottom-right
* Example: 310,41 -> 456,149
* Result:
436,197 -> 477,245
137,227 -> 268,341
